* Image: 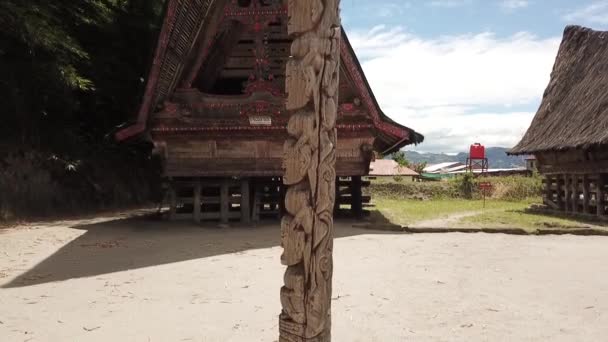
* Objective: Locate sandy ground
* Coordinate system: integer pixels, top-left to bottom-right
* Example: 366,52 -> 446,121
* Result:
1,212 -> 608,342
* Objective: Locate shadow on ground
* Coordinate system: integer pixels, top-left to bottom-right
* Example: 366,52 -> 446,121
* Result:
3,211 -> 396,288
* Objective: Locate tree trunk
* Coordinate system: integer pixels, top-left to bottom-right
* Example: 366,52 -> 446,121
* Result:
279,0 -> 341,341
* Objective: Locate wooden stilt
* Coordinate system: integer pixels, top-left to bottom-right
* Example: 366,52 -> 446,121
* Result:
598,174 -> 605,217
193,179 -> 202,222
333,178 -> 340,214
564,174 -> 571,212
572,174 -> 578,213
544,175 -> 551,206
169,180 -> 177,220
583,175 -> 590,214
351,176 -> 363,218
220,180 -> 229,224
556,174 -> 563,210
241,178 -> 251,224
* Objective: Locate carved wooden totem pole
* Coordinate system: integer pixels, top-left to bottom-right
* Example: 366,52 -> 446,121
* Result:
280,0 -> 341,341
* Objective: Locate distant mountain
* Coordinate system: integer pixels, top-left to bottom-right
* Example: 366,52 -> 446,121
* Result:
404,147 -> 526,169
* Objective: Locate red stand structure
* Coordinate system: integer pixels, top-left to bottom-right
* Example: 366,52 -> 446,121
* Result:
466,143 -> 489,176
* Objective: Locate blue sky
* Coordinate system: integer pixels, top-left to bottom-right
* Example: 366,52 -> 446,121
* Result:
340,0 -> 608,153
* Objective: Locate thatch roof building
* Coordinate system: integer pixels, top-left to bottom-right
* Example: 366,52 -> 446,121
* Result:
510,25 -> 608,217
511,26 -> 608,155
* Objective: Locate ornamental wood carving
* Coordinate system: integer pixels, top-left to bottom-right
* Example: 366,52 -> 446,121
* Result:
280,0 -> 341,341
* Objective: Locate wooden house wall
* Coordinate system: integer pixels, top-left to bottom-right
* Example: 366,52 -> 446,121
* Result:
536,148 -> 608,217
156,135 -> 374,177
537,148 -> 608,174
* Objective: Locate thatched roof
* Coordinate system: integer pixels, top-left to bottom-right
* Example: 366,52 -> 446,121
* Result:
510,26 -> 608,155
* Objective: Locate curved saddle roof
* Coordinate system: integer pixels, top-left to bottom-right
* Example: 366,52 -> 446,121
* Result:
115,0 -> 423,154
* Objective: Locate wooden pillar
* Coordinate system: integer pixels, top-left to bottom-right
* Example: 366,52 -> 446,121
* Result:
583,175 -> 590,214
598,174 -> 605,217
220,180 -> 229,224
556,174 -> 563,210
280,0 -> 341,341
241,178 -> 251,224
169,180 -> 177,220
193,179 -> 202,222
572,174 -> 578,214
544,175 -> 551,206
564,174 -> 571,212
333,178 -> 340,214
351,176 -> 363,218
279,182 -> 287,219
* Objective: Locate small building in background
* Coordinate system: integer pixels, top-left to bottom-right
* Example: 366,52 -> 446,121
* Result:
369,160 -> 419,181
424,162 -> 467,174
510,26 -> 607,218
525,155 -> 537,171
422,161 -> 528,180
420,162 -> 465,180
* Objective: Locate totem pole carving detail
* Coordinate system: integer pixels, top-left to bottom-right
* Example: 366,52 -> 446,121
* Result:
279,0 -> 341,341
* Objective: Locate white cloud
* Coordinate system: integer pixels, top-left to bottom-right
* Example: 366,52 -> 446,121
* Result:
563,1 -> 608,25
500,0 -> 529,11
393,107 -> 535,153
348,26 -> 561,153
428,0 -> 472,8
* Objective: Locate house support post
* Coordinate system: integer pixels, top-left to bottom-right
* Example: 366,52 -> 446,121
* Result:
564,174 -> 571,213
241,178 -> 251,224
169,179 -> 177,220
279,0 -> 341,340
193,179 -> 202,222
572,174 -> 578,214
598,174 -> 605,217
351,176 -> 363,218
220,179 -> 229,224
556,174 -> 563,210
583,175 -> 590,214
544,175 -> 551,207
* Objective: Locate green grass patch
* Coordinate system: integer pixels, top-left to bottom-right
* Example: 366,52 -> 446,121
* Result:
369,174 -> 543,201
368,175 -> 604,232
459,209 -> 605,231
372,198 -> 536,226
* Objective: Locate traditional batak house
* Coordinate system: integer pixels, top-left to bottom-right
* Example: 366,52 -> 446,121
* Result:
510,26 -> 608,218
115,0 -> 423,222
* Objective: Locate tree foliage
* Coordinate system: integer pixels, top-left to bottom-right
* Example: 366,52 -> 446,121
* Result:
391,151 -> 410,167
411,162 -> 427,174
0,0 -> 165,147
0,0 -> 167,220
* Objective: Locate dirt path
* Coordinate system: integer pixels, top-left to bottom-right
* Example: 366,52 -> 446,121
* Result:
410,210 -> 483,228
2,213 -> 608,341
